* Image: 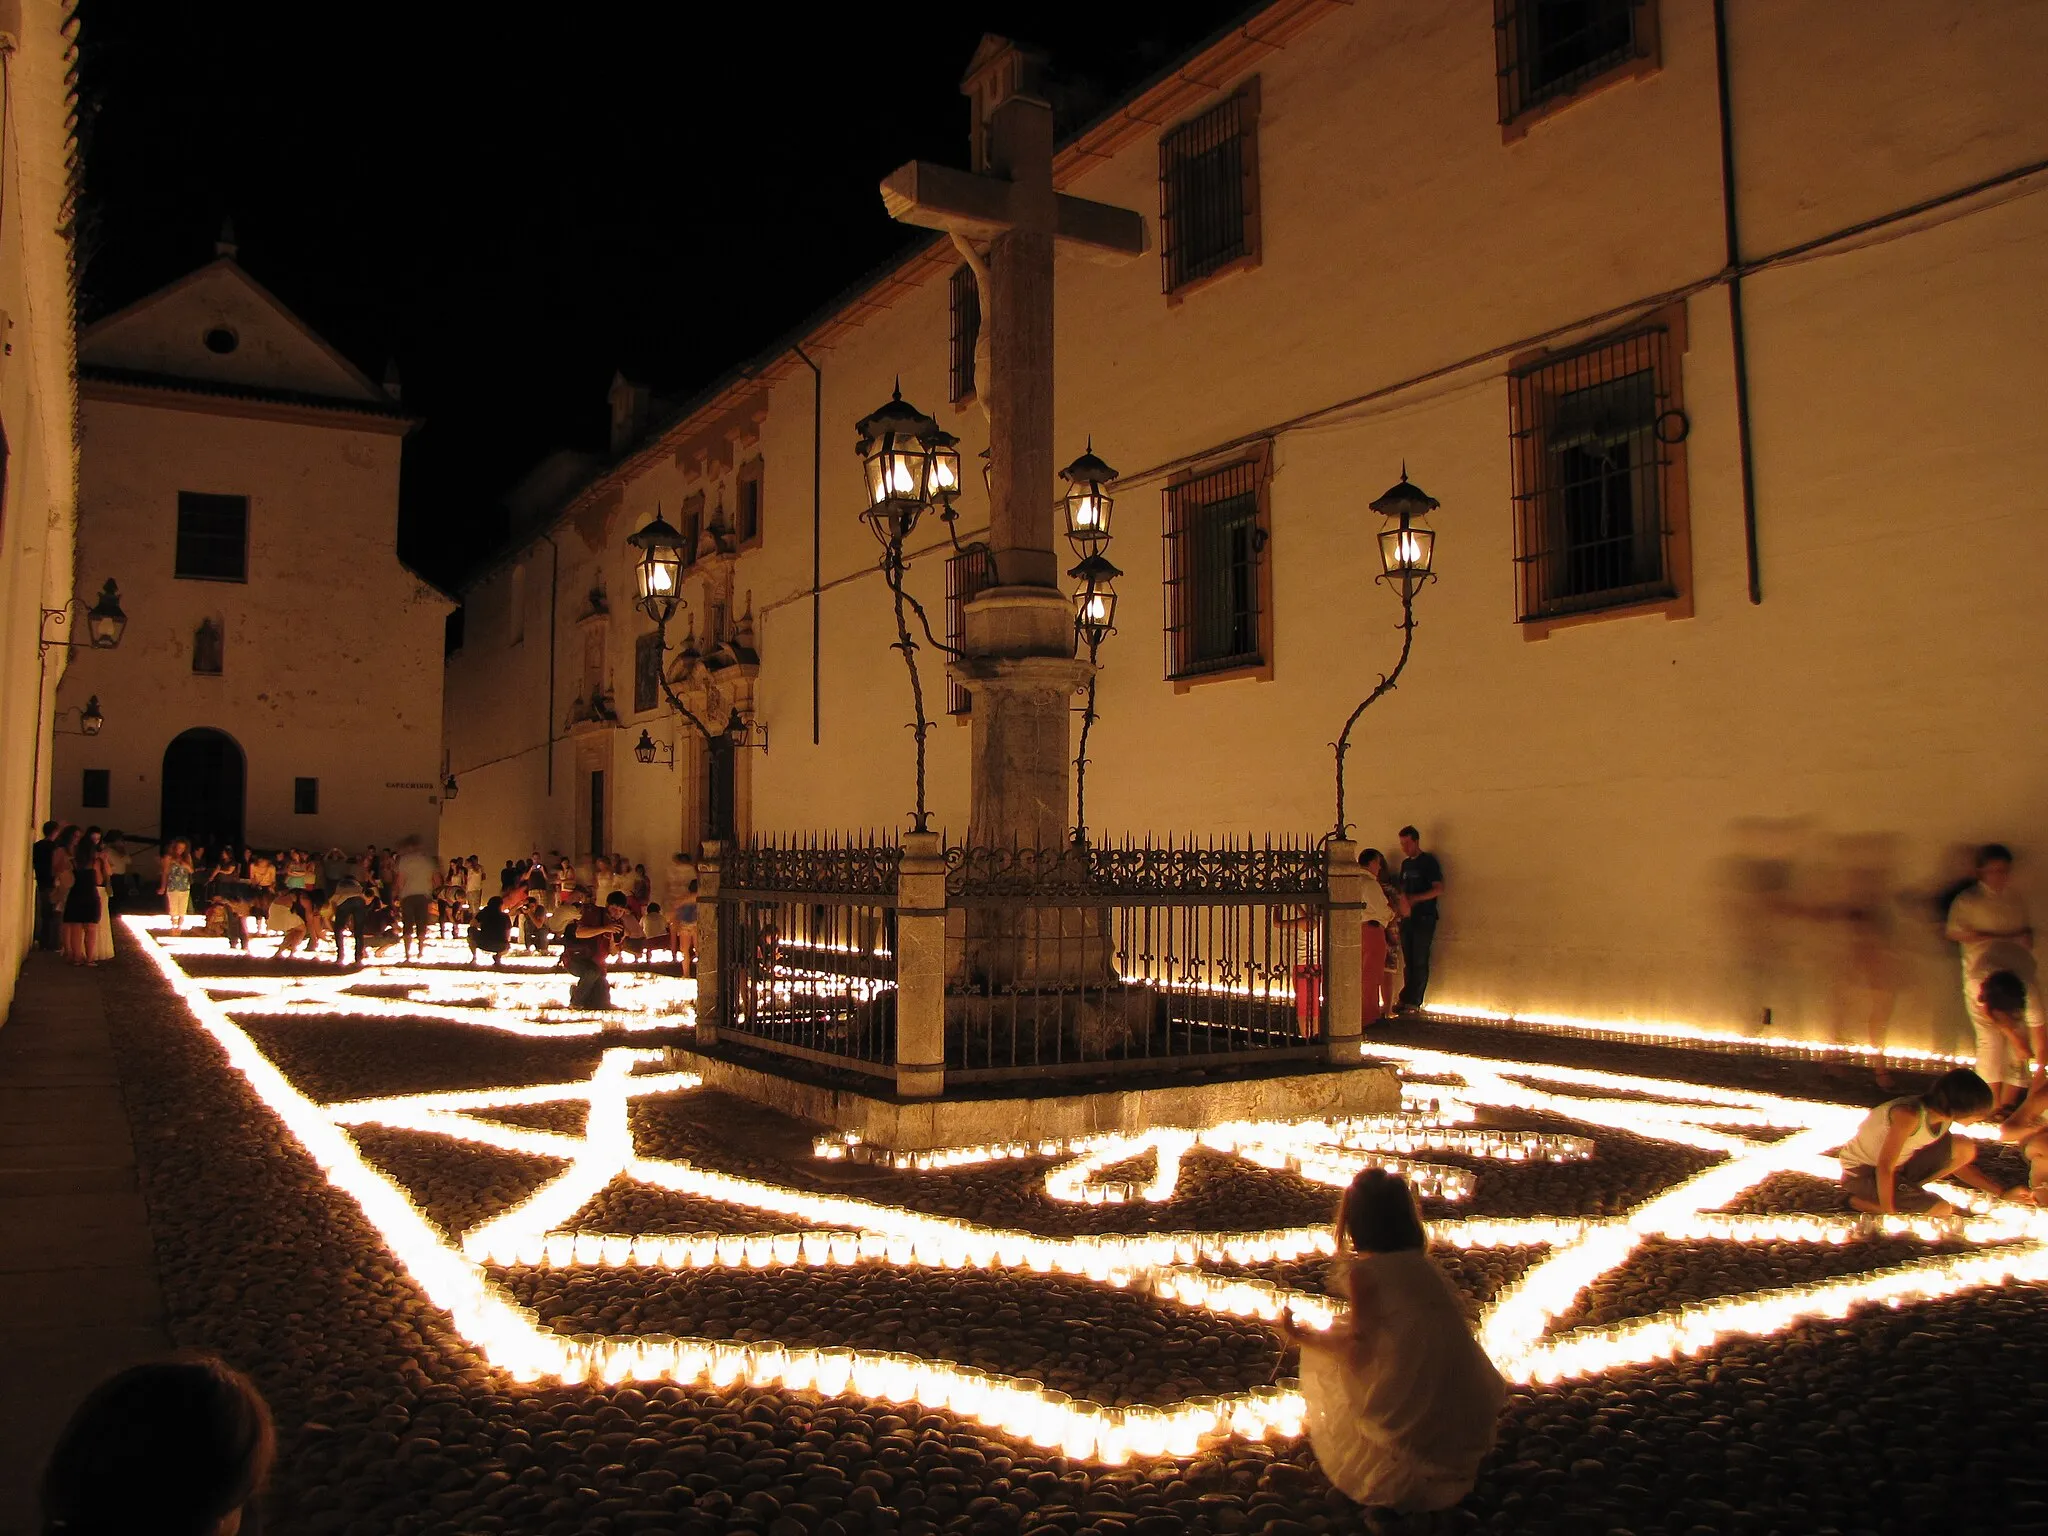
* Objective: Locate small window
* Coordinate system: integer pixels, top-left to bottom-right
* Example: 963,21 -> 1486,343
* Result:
633,631 -> 663,714
944,545 -> 997,716
736,458 -> 764,550
681,492 -> 704,567
175,492 -> 248,582
1163,450 -> 1271,683
949,264 -> 981,404
293,777 -> 319,815
192,618 -> 224,675
508,564 -> 526,646
203,326 -> 239,355
1508,304 -> 1692,630
81,769 -> 110,809
1159,81 -> 1261,297
1495,0 -> 1658,135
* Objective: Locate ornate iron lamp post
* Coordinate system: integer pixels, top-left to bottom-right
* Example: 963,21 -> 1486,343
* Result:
1332,469 -> 1439,840
853,383 -> 958,833
627,509 -> 723,748
1062,443 -> 1120,846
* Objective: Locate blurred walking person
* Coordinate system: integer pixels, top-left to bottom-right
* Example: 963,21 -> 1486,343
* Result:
393,835 -> 441,963
1946,843 -> 2042,1114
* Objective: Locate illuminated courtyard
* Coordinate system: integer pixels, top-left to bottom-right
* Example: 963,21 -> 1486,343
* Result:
94,919 -> 2048,1535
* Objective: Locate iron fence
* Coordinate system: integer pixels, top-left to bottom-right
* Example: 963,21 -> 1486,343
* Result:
943,839 -> 1327,1081
718,837 -> 901,1076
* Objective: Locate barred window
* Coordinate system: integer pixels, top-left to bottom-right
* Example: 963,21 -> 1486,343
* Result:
736,458 -> 764,549
945,545 -> 997,715
634,631 -> 663,714
1159,81 -> 1260,296
1508,307 -> 1691,626
949,264 -> 980,405
175,492 -> 248,582
680,491 -> 704,567
1163,453 -> 1270,682
1495,0 -> 1657,130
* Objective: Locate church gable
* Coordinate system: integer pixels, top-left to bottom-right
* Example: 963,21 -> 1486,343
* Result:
80,259 -> 386,404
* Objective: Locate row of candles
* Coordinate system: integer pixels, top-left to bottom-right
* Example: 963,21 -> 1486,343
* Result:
130,918 -> 2048,1455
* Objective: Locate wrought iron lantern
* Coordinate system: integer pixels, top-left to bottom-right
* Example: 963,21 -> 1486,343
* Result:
854,384 -> 942,546
1372,470 -> 1439,599
925,424 -> 962,510
628,511 -> 689,624
84,581 -> 128,649
633,729 -> 658,764
1069,553 -> 1121,647
1060,442 -> 1117,557
441,772 -> 458,800
79,695 -> 104,737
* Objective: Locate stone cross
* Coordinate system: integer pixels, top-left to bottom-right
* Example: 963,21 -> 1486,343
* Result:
880,36 -> 1145,852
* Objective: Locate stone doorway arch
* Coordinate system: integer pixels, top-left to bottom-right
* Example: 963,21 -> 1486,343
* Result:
160,727 -> 245,849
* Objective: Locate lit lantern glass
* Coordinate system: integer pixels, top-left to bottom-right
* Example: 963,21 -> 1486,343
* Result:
1069,552 -> 1121,647
854,384 -> 940,545
1060,443 -> 1118,557
80,695 -> 104,736
633,729 -> 658,765
627,512 -> 689,623
924,425 -> 962,508
1370,471 -> 1440,599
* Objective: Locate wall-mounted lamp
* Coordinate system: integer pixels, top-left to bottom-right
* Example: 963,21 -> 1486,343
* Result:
41,580 -> 127,654
55,695 -> 104,736
633,728 -> 677,768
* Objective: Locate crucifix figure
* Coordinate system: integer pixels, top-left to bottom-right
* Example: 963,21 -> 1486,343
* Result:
880,36 -> 1145,854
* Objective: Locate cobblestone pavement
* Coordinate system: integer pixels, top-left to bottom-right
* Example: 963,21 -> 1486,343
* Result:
88,931 -> 2048,1536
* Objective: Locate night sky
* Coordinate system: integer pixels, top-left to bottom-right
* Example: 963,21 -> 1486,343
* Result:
73,2 -> 1258,590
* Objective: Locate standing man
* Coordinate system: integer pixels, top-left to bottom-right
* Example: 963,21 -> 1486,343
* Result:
1395,825 -> 1444,1015
393,835 -> 442,964
1946,843 -> 2040,1114
30,821 -> 58,949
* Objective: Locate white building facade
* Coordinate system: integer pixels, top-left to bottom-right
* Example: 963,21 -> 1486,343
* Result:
0,0 -> 85,1015
443,0 -> 2048,1056
54,248 -> 449,855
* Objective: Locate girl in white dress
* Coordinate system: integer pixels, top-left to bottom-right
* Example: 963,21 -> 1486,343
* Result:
1278,1168 -> 1507,1515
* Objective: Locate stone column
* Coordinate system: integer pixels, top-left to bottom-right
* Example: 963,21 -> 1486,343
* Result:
1323,840 -> 1363,1063
694,840 -> 723,1047
894,831 -> 947,1098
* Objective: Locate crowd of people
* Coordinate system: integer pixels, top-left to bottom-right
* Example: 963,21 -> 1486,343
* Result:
95,835 -> 703,996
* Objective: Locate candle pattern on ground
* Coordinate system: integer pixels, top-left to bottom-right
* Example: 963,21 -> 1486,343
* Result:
129,918 -> 2048,1464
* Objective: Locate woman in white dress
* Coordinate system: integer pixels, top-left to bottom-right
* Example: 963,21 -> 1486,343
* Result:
1278,1168 -> 1507,1515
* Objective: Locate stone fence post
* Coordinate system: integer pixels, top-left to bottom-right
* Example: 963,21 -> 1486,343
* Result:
1323,838 -> 1363,1063
894,831 -> 947,1098
694,840 -> 722,1047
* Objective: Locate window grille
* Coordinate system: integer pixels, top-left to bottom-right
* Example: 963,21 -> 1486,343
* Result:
945,545 -> 997,715
681,492 -> 704,567
1508,320 -> 1680,622
633,631 -> 663,714
1163,457 -> 1267,680
81,769 -> 109,810
293,777 -> 319,815
949,264 -> 980,404
175,492 -> 248,582
1496,0 -> 1647,123
1159,85 -> 1257,294
736,459 -> 764,548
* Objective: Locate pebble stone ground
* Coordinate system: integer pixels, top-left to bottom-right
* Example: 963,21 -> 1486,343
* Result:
69,944 -> 2048,1536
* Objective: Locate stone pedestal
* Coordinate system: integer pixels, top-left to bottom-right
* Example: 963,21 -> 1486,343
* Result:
893,832 -> 947,1098
693,840 -> 723,1046
1323,839 -> 1363,1063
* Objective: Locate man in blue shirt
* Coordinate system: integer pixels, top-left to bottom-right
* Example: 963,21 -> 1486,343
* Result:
1396,825 -> 1444,1014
